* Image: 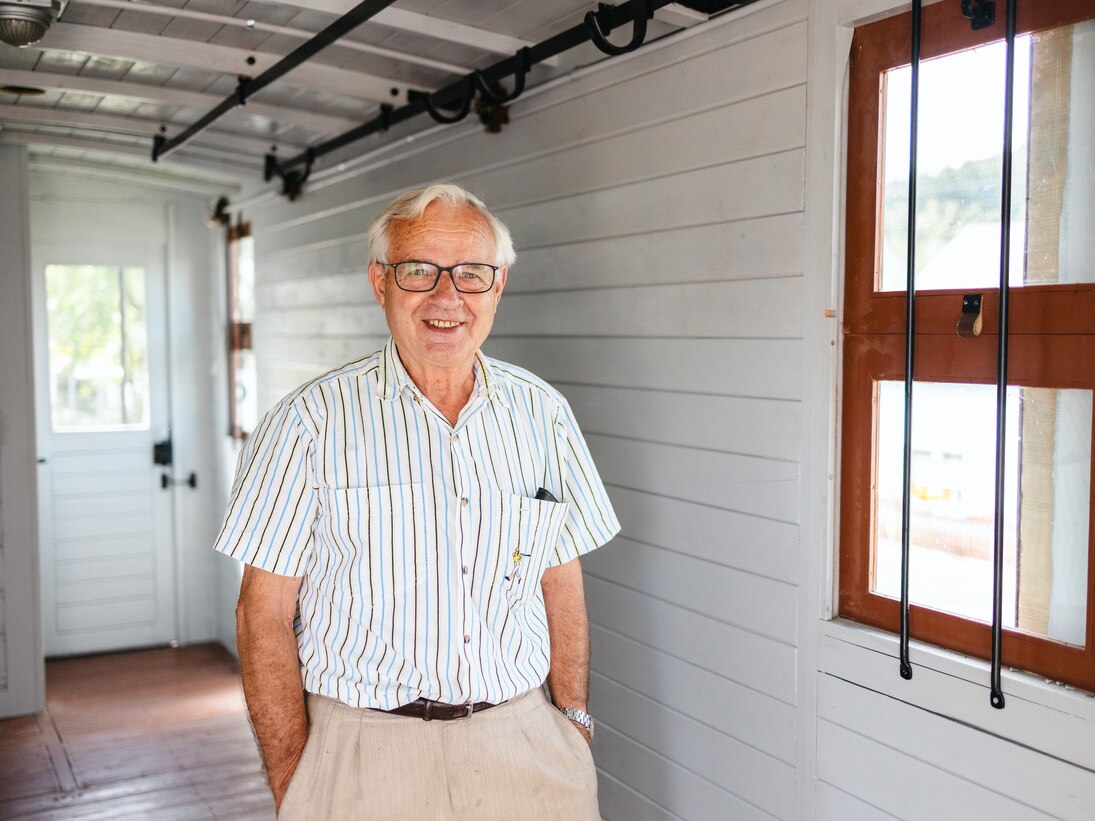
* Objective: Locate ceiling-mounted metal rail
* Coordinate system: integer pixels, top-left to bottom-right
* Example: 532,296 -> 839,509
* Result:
151,0 -> 399,162
263,0 -> 758,197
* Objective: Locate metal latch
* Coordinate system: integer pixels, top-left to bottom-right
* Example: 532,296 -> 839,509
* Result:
956,293 -> 983,337
153,437 -> 173,466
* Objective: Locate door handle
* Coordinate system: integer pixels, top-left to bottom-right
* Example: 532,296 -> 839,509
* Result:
160,472 -> 197,490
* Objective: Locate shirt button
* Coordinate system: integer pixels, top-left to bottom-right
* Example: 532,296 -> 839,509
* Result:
460,497 -> 469,508
453,433 -> 459,443
463,635 -> 471,644
462,565 -> 469,575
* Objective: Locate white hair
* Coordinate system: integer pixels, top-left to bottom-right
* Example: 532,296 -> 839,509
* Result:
367,183 -> 516,267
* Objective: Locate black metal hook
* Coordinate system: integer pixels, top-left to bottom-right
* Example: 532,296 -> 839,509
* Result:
473,47 -> 531,104
409,77 -> 474,124
585,1 -> 651,57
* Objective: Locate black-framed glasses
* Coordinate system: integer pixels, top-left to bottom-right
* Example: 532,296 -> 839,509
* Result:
382,260 -> 498,293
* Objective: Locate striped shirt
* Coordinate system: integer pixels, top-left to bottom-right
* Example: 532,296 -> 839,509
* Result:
214,338 -> 619,709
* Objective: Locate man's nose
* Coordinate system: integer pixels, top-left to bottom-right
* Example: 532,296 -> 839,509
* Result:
431,271 -> 463,300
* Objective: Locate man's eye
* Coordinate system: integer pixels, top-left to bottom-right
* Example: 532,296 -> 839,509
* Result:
457,266 -> 491,280
405,265 -> 433,277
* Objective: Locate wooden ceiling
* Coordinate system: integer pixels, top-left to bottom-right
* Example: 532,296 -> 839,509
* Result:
0,0 -> 705,191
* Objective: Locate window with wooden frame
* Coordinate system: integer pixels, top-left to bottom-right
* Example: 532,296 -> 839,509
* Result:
227,221 -> 257,440
840,1 -> 1095,690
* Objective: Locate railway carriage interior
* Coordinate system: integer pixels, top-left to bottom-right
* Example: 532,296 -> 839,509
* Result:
1,0 -> 1094,818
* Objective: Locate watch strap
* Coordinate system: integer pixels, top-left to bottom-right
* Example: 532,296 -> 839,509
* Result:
558,706 -> 594,738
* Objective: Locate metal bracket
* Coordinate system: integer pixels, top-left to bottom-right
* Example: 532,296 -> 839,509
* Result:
264,149 -> 314,200
956,293 -> 983,337
961,0 -> 995,30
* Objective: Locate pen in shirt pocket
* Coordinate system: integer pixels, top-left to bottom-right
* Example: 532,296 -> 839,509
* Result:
534,487 -> 558,503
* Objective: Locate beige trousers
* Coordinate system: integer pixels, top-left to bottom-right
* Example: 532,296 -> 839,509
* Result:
278,687 -> 599,820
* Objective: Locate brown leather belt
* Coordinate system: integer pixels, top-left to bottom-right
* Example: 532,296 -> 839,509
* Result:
381,697 -> 501,721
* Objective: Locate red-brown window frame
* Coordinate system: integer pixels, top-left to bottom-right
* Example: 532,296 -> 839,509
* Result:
840,0 -> 1095,690
227,221 -> 253,440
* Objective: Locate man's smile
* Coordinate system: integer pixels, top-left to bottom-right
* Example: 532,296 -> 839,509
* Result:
424,319 -> 462,329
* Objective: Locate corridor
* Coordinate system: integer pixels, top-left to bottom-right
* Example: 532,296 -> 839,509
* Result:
0,644 -> 272,820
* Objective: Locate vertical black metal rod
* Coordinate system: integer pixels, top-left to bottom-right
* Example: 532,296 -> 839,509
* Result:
898,0 -> 923,682
990,0 -> 1018,712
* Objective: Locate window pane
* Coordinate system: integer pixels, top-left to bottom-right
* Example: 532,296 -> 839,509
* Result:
45,264 -> 150,431
234,348 -> 258,436
235,235 -> 255,323
878,20 -> 1095,291
872,381 -> 1091,646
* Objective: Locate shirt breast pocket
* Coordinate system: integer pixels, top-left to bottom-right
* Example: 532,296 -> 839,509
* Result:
322,483 -> 426,628
497,492 -> 570,608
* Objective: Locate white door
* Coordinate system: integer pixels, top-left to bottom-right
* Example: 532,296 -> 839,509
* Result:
33,244 -> 178,656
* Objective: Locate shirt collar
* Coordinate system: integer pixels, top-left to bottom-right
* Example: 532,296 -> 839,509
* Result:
378,337 -> 507,407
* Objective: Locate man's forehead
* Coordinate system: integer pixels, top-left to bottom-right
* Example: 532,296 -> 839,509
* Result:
389,202 -> 493,248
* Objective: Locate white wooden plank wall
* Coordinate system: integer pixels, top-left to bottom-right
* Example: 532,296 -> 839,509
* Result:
0,557 -> 6,690
815,670 -> 1095,819
0,143 -> 40,714
249,2 -> 808,818
815,627 -> 1095,819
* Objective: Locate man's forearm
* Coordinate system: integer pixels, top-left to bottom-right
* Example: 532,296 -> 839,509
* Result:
541,558 -> 591,739
237,568 -> 308,809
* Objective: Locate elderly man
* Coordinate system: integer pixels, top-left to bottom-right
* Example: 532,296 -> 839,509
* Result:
214,183 -> 619,820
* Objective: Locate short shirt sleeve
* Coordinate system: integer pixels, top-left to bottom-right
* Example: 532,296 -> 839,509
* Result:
213,397 -> 319,577
548,399 -> 621,566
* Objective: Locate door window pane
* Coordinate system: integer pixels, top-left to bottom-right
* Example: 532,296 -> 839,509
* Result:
878,20 -> 1095,292
45,264 -> 150,431
234,348 -> 258,436
235,234 -> 255,323
872,381 -> 1092,646
227,226 -> 256,439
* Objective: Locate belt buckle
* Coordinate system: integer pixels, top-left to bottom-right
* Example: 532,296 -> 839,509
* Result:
419,699 -> 475,720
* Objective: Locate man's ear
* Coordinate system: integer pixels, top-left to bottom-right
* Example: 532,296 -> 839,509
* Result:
493,266 -> 508,303
368,262 -> 388,307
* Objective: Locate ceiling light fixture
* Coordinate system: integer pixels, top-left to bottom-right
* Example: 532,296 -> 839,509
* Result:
0,0 -> 62,48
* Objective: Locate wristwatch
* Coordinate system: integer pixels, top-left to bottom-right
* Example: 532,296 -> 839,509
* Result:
558,706 -> 594,739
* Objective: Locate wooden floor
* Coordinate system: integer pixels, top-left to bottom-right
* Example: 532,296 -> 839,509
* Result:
0,643 -> 275,820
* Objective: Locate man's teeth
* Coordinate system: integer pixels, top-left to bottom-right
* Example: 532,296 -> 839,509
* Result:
427,320 -> 459,328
